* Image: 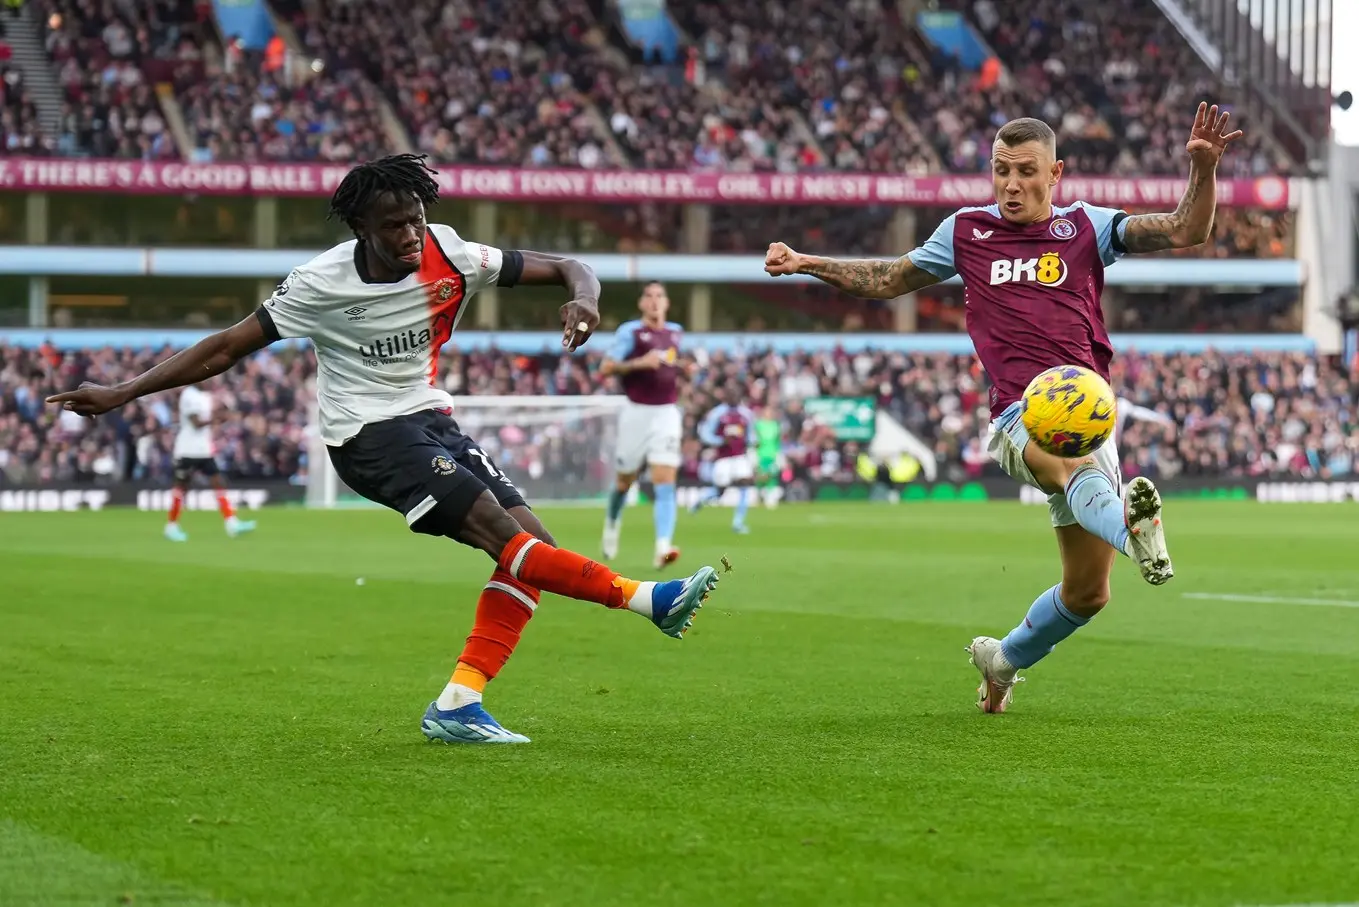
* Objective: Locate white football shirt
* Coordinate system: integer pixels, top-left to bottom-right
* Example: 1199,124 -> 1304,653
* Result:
173,385 -> 215,458
259,224 -> 518,445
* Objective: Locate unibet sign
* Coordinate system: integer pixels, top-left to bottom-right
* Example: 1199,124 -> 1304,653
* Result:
0,489 -> 111,511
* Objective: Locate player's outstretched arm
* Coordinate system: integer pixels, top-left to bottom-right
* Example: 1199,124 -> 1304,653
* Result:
1121,102 -> 1243,253
516,250 -> 602,351
45,313 -> 272,417
764,244 -> 942,299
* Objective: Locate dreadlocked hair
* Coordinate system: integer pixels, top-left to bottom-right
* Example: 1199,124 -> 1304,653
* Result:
327,154 -> 440,236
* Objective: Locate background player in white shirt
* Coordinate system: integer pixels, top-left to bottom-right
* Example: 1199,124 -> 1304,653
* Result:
599,283 -> 684,569
165,382 -> 257,542
48,154 -> 723,746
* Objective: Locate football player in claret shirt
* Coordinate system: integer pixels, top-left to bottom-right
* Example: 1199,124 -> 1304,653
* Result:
766,104 -> 1242,713
48,155 -> 724,745
692,382 -> 758,535
599,281 -> 685,569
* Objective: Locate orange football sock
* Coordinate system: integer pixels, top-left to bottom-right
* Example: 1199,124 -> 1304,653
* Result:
498,532 -> 638,608
167,488 -> 184,523
217,492 -> 236,520
455,569 -> 539,680
451,662 -> 489,693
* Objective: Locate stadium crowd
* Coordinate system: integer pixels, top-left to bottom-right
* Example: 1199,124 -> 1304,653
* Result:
0,342 -> 311,485
2,0 -> 1303,256
5,343 -> 1356,488
7,0 -> 1301,176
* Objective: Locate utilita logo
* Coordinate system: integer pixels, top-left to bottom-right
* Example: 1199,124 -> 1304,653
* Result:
358,329 -> 433,363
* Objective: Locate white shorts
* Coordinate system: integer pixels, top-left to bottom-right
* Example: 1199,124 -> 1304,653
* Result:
986,400 -> 1122,528
614,401 -> 682,473
712,454 -> 754,487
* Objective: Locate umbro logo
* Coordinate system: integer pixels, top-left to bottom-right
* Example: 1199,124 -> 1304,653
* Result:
345,306 -> 368,321
972,228 -> 994,240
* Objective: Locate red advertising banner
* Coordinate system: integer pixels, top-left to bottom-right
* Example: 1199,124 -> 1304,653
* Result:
0,159 -> 1295,208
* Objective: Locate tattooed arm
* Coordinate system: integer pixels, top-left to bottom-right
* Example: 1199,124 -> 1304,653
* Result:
763,245 -> 943,298
1120,102 -> 1244,254
1119,163 -> 1217,252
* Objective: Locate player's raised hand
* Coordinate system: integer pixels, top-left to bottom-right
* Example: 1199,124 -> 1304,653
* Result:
764,242 -> 804,277
46,382 -> 129,418
1185,101 -> 1244,167
560,297 -> 600,352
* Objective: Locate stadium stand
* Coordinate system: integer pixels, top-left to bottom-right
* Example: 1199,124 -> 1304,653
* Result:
176,62 -> 389,162
934,0 -> 1287,177
6,345 -> 1353,487
276,0 -> 624,168
36,0 -> 201,158
2,57 -> 53,153
1,343 -> 310,484
1,0 -> 1300,257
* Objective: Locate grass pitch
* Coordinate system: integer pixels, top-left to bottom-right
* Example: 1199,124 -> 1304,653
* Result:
2,501 -> 1358,906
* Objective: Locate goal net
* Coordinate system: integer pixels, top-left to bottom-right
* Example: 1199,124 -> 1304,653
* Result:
306,395 -> 630,509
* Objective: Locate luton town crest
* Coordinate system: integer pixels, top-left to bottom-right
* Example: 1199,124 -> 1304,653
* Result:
433,277 -> 457,302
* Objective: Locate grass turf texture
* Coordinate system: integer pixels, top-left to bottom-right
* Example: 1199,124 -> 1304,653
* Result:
2,502 -> 1358,907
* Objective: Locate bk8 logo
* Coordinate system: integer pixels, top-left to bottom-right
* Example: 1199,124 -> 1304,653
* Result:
988,252 -> 1067,287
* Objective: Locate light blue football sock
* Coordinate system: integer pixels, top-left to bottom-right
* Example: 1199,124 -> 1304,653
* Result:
733,486 -> 751,527
606,487 -> 627,524
653,483 -> 677,544
1000,584 -> 1089,668
1065,464 -> 1130,555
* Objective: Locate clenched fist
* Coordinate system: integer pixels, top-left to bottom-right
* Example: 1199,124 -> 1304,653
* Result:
764,242 -> 805,277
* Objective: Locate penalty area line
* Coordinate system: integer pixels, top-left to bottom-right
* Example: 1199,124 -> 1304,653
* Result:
1183,592 -> 1359,609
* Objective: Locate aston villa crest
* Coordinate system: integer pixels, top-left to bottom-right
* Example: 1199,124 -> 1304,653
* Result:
1049,217 -> 1076,240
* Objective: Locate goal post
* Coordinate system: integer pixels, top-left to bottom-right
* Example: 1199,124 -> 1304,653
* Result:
306,395 -> 630,509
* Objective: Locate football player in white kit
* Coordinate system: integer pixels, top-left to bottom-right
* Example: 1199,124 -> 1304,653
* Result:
599,282 -> 684,569
165,381 -> 256,541
48,154 -> 723,746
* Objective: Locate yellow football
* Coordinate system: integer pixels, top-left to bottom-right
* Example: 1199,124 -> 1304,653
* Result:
1020,365 -> 1117,458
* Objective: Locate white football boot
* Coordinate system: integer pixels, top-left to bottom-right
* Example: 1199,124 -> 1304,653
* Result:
966,636 -> 1023,714
602,520 -> 620,561
1124,476 -> 1173,585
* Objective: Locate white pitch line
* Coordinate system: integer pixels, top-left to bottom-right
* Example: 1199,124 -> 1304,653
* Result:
1183,592 -> 1359,609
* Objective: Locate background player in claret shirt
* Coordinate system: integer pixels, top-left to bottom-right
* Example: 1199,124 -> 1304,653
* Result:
766,103 -> 1242,714
48,155 -> 723,745
165,380 -> 257,542
692,383 -> 758,534
600,282 -> 684,569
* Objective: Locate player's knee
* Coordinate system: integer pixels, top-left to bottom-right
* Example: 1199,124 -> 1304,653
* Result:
456,493 -> 526,559
1061,580 -> 1110,616
614,472 -> 636,493
412,489 -> 521,559
507,505 -> 555,547
1026,442 -> 1096,494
